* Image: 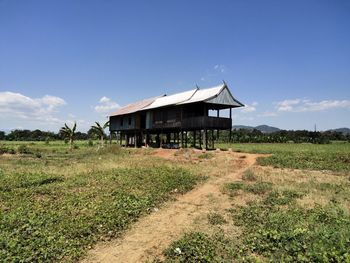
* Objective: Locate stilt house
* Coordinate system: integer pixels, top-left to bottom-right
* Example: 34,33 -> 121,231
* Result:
109,82 -> 244,149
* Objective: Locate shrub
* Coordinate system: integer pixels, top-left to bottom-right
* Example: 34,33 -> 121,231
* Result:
88,139 -> 94,147
17,144 -> 31,154
242,169 -> 257,181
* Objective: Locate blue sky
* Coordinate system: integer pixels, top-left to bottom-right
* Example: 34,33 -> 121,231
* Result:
0,0 -> 349,132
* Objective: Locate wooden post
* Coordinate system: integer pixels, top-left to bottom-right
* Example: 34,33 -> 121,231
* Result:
211,129 -> 214,149
134,132 -> 137,148
119,131 -> 122,146
125,134 -> 128,147
181,130 -> 184,148
205,129 -> 208,150
185,131 -> 188,147
193,130 -> 196,148
199,130 -> 202,149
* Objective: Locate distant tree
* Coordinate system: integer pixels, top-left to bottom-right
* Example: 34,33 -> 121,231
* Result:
0,131 -> 5,140
90,121 -> 109,147
60,122 -> 77,150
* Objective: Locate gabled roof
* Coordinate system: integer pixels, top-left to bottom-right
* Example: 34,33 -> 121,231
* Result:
110,96 -> 162,116
109,83 -> 244,117
178,84 -> 224,105
143,89 -> 197,110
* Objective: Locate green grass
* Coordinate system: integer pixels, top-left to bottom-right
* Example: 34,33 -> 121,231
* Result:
218,143 -> 350,172
225,181 -> 273,196
0,143 -> 200,262
162,189 -> 350,263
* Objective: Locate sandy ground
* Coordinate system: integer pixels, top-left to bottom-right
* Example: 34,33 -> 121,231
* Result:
81,149 -> 263,263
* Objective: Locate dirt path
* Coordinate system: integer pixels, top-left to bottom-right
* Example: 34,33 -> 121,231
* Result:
82,150 -> 261,263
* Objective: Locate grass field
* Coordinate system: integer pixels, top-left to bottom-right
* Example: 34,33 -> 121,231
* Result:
0,142 -> 201,262
217,143 -> 350,172
160,143 -> 350,263
1,141 -> 350,262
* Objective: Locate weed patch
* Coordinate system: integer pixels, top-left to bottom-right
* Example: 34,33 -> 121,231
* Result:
242,169 -> 257,181
198,152 -> 214,159
207,213 -> 227,225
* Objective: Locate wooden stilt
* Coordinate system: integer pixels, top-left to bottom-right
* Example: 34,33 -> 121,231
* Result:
211,129 -> 214,149
181,130 -> 184,148
193,130 -> 196,148
134,132 -> 137,148
205,129 -> 208,150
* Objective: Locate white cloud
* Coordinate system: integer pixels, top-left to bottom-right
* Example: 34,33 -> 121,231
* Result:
0,91 -> 66,123
213,64 -> 226,73
94,96 -> 120,114
241,102 -> 258,113
276,98 -> 350,112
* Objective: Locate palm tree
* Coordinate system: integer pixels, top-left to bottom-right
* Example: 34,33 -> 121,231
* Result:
60,122 -> 77,150
91,121 -> 109,147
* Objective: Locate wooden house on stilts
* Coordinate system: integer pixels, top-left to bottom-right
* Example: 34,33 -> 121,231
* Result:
109,82 -> 244,149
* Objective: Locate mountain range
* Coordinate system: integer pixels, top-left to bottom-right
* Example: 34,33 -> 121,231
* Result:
232,125 -> 350,134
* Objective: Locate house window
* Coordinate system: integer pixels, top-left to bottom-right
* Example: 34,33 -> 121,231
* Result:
120,118 -> 123,126
128,117 -> 132,125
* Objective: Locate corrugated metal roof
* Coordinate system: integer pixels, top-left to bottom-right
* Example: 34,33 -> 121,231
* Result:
109,83 -> 244,117
143,89 -> 198,110
178,84 -> 224,105
110,96 -> 161,116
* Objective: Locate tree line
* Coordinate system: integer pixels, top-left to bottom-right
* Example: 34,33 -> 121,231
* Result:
0,127 -> 349,144
0,123 -> 109,142
217,129 -> 350,144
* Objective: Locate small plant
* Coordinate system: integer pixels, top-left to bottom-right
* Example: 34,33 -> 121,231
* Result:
35,151 -> 42,158
242,169 -> 257,181
245,182 -> 273,195
0,145 -> 15,155
207,212 -> 227,225
17,144 -> 31,154
198,152 -> 214,159
224,182 -> 244,196
88,139 -> 94,147
164,232 -> 218,262
90,121 -> 109,147
60,122 -> 77,150
45,137 -> 50,145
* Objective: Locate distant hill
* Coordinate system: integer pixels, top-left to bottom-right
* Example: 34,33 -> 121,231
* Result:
232,125 -> 280,133
328,128 -> 350,135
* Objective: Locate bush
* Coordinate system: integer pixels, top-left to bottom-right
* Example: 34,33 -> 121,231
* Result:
88,139 -> 94,147
242,169 -> 257,181
17,144 -> 31,154
0,145 -> 16,155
